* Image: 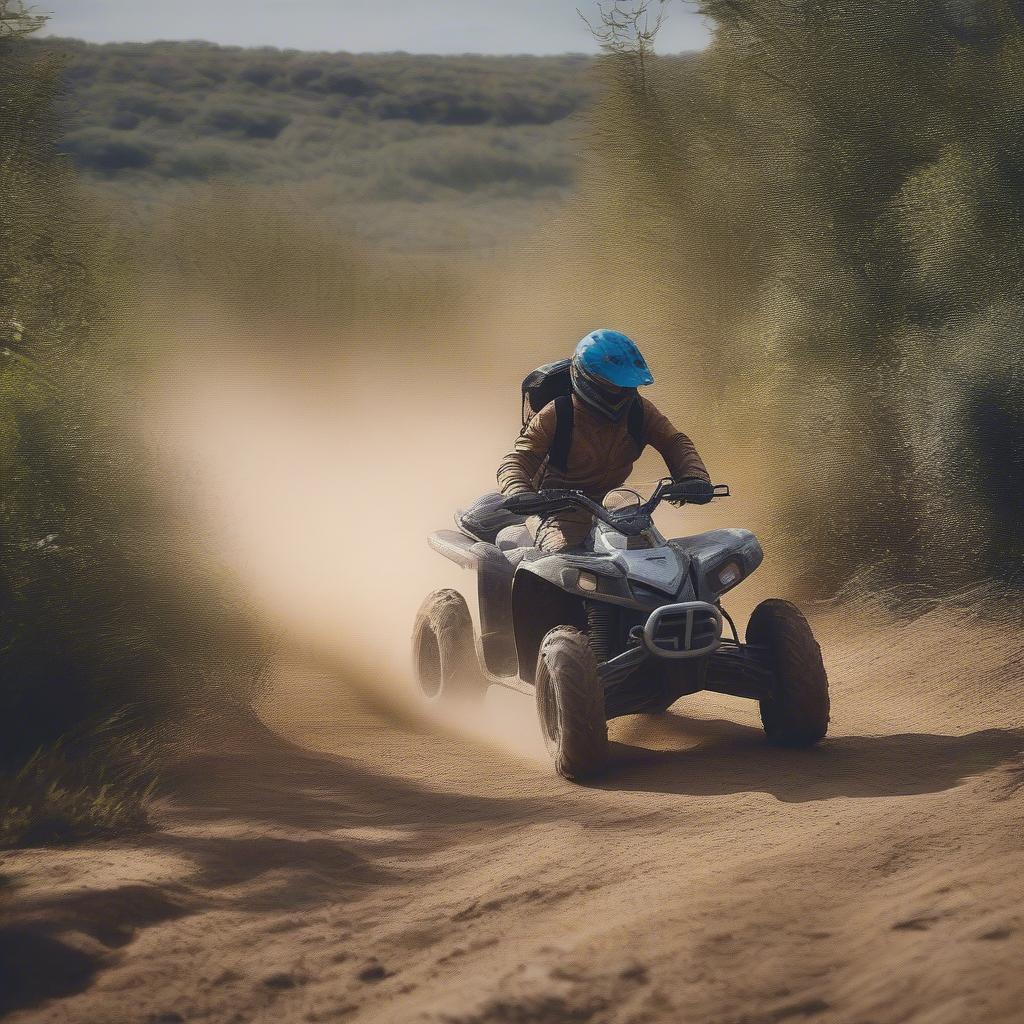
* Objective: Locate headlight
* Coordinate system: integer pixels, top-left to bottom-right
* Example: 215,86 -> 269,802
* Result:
577,571 -> 599,592
710,559 -> 743,592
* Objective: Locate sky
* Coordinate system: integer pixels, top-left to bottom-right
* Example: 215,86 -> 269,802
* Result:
36,0 -> 712,54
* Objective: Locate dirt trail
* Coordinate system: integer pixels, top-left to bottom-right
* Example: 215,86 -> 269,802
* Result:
3,349 -> 1022,1024
4,620 -> 1022,1024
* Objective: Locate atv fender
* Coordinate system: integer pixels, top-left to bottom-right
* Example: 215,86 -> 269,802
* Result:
428,530 -> 517,675
511,568 -> 588,684
670,528 -> 764,600
513,551 -> 638,607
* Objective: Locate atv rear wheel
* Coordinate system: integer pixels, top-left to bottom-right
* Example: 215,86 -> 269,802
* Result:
747,599 -> 830,747
534,627 -> 608,781
412,589 -> 485,704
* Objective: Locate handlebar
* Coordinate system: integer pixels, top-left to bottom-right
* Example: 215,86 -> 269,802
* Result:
503,480 -> 729,537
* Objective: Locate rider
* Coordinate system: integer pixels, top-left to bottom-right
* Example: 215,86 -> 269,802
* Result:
497,330 -> 712,552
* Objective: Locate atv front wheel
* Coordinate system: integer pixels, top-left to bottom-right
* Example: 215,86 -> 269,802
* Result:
747,599 -> 830,747
412,589 -> 485,704
534,627 -> 608,781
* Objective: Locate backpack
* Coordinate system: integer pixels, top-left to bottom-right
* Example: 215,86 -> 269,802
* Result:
520,359 -> 645,472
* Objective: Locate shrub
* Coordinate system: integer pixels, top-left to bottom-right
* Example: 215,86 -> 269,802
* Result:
0,715 -> 157,848
60,127 -> 156,172
410,141 -> 573,191
239,61 -> 280,88
24,39 -> 595,250
200,105 -> 291,139
321,71 -> 375,97
112,90 -> 190,124
577,0 -> 1024,598
290,64 -> 324,89
109,110 -> 140,130
159,140 -> 254,179
2,7 -> 268,846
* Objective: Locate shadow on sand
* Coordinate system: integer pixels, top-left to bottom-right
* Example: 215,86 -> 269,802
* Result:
4,711 -> 1022,1019
602,714 -> 1024,801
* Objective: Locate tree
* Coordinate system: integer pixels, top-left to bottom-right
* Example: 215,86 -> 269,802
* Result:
580,1 -> 667,93
580,0 -> 1024,596
0,0 -> 45,39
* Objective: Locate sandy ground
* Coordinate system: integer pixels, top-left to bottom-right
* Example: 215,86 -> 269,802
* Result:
3,611 -> 1023,1024
2,348 -> 1022,1024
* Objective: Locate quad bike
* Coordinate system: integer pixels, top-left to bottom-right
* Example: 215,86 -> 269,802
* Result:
412,481 -> 829,781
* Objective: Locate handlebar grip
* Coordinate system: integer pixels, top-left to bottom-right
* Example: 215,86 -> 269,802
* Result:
504,491 -> 577,515
536,488 -> 579,499
664,479 -> 722,505
503,493 -> 540,513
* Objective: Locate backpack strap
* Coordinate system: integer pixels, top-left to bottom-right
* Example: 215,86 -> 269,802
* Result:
546,394 -> 643,474
628,396 -> 645,455
548,394 -> 574,472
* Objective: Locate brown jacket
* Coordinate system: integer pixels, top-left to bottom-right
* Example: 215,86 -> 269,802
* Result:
497,395 -> 709,550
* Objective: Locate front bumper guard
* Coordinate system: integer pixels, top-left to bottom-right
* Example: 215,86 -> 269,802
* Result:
598,601 -> 723,688
642,601 -> 723,660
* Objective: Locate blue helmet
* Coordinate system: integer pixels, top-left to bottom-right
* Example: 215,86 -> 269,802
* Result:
573,330 -> 654,389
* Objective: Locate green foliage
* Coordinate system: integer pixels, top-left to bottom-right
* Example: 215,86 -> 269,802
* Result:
31,39 -> 597,250
199,104 -> 291,139
581,0 -> 1024,597
1,9 -> 267,844
60,126 -> 157,171
2,25 -> 152,767
406,134 -> 574,192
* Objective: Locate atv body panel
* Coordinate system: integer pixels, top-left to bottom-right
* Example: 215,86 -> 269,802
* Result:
427,488 -> 770,714
418,483 -> 829,779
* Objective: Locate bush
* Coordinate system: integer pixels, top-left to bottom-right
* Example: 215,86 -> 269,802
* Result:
60,127 -> 156,171
239,61 -> 280,88
410,140 -> 573,191
112,90 -> 190,124
14,39 -> 596,249
4,41 -> 601,261
576,0 -> 1024,598
200,105 -> 291,139
160,141 -> 254,178
2,7 -> 268,845
321,71 -> 375,97
290,64 -> 324,89
0,715 -> 156,848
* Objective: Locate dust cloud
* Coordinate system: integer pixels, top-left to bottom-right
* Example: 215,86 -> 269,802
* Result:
6,191 -> 1022,1024
142,241 -> 801,764
148,319 -> 555,759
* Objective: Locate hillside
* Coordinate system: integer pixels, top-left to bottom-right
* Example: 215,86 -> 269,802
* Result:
36,39 -> 608,251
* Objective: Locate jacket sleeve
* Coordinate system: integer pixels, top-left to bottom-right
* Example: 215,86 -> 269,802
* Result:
497,404 -> 557,495
641,398 -> 710,482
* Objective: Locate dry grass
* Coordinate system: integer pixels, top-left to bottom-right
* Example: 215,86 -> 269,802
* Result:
0,713 -> 158,848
